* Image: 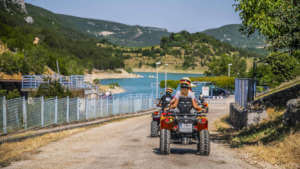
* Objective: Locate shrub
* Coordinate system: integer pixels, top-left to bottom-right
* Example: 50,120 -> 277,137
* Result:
125,67 -> 133,73
0,89 -> 21,99
190,76 -> 235,90
160,80 -> 180,89
108,82 -> 120,89
35,81 -> 72,98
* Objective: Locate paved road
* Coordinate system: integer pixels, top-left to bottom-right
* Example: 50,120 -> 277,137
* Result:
5,96 -> 259,169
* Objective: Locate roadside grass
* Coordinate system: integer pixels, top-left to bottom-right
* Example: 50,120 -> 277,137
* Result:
0,116 -> 138,167
214,108 -> 300,169
242,133 -> 300,169
214,114 -> 232,133
0,128 -> 86,167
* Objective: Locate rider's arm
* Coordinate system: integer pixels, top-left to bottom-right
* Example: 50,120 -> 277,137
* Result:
158,95 -> 164,106
170,98 -> 178,109
192,99 -> 202,112
170,97 -> 176,105
170,91 -> 181,109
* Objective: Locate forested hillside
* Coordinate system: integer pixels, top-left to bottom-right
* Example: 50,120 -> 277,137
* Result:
123,31 -> 259,76
0,2 -> 259,77
203,24 -> 267,55
26,4 -> 170,47
0,2 -> 127,75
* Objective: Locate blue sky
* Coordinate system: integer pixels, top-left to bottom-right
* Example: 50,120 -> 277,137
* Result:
25,0 -> 241,32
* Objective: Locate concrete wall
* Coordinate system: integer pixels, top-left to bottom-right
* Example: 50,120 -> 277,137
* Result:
230,84 -> 299,129
283,98 -> 300,126
230,103 -> 267,129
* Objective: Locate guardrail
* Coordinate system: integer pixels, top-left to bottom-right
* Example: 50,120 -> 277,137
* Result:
0,94 -> 155,135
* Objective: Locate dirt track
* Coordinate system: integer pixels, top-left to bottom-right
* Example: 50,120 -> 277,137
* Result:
4,96 -> 261,169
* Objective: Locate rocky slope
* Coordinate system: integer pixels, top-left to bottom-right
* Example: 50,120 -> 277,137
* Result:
1,0 -> 27,13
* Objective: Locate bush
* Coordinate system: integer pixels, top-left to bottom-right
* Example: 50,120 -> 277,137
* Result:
160,80 -> 180,89
93,79 -> 101,84
108,82 -> 120,89
190,76 -> 235,90
125,67 -> 133,73
35,81 -> 72,98
0,89 -> 21,99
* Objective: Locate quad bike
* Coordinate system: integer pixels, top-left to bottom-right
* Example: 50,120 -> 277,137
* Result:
151,110 -> 161,137
159,97 -> 210,155
200,101 -> 209,113
150,95 -> 172,137
198,98 -> 209,113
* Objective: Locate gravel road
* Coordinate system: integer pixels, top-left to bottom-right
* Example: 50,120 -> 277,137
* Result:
4,96 -> 259,169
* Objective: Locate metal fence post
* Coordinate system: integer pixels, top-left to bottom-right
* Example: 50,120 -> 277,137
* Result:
111,97 -> 114,115
2,96 -> 7,134
22,97 -> 27,129
66,96 -> 70,123
106,97 -> 109,115
76,98 -> 80,121
100,97 -> 103,117
85,97 -> 88,120
54,96 -> 58,124
93,98 -> 96,118
132,95 -> 135,112
118,96 -> 121,114
41,96 -> 44,127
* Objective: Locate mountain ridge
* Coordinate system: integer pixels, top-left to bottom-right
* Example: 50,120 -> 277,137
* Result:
203,24 -> 267,55
25,3 -> 170,47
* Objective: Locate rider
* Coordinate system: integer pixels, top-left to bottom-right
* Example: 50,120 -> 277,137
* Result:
158,88 -> 173,110
170,77 -> 202,111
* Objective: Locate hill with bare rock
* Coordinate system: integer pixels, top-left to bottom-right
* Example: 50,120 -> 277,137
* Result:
122,31 -> 259,75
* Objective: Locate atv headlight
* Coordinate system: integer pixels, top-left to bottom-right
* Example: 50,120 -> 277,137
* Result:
165,117 -> 174,124
197,117 -> 207,124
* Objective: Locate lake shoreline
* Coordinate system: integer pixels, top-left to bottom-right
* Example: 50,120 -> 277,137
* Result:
85,69 -> 143,82
132,68 -> 205,75
134,71 -> 204,75
100,72 -> 204,95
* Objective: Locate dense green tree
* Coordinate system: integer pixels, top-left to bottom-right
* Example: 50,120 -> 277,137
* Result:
206,54 -> 247,77
264,52 -> 298,82
235,0 -> 299,53
235,0 -> 300,86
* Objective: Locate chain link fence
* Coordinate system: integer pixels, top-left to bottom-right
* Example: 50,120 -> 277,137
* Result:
0,94 -> 155,135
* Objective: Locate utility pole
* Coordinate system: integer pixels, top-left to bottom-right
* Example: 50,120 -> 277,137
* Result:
228,63 -> 232,77
56,60 -> 60,80
156,62 -> 161,99
165,64 -> 168,91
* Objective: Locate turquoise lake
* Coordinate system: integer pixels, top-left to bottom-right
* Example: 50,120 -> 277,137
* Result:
100,72 -> 203,96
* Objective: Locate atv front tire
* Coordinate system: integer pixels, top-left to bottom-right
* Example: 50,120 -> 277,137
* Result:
198,130 -> 210,155
160,129 -> 170,154
150,121 -> 159,137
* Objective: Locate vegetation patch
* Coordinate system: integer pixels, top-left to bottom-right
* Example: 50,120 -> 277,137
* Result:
160,76 -> 235,90
190,76 -> 235,90
0,127 -> 87,167
215,108 -> 300,169
108,82 -> 120,89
